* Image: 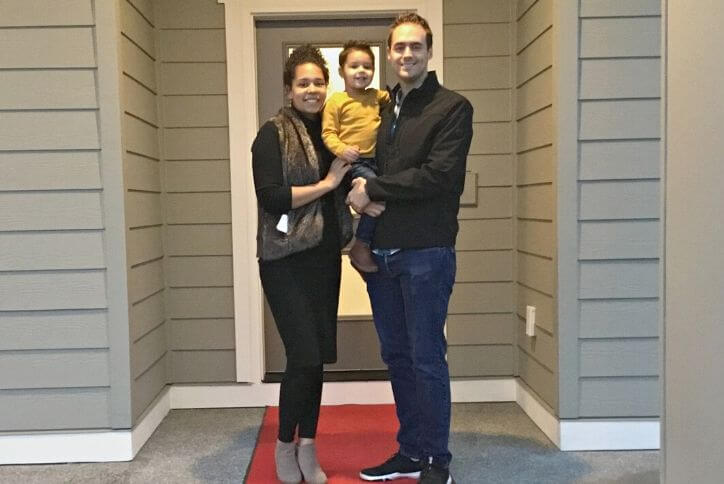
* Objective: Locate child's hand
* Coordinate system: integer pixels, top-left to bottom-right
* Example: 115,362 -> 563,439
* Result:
341,145 -> 360,163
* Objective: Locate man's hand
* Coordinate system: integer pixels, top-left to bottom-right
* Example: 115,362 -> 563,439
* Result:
363,201 -> 386,217
346,177 -> 371,213
340,145 -> 360,163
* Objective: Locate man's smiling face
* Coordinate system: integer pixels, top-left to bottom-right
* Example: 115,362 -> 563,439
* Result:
387,22 -> 432,87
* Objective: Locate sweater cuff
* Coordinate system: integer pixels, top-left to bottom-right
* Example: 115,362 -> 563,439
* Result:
365,178 -> 383,201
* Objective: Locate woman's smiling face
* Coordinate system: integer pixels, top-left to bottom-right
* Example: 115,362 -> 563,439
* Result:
286,62 -> 327,118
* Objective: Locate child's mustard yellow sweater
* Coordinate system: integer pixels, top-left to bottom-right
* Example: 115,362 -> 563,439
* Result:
322,88 -> 390,158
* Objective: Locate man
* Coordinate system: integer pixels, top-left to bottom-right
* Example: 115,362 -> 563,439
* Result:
348,12 -> 473,484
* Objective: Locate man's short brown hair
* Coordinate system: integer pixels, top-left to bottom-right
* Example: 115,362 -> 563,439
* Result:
387,12 -> 433,50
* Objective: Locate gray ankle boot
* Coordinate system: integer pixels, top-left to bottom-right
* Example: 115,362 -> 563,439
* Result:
297,442 -> 327,484
275,439 -> 302,483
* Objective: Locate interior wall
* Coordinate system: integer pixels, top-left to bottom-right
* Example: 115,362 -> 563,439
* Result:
572,0 -> 662,419
156,0 -> 236,384
0,0 -> 122,431
443,0 -> 517,378
513,0 -> 558,411
119,0 -> 168,423
664,1 -> 724,481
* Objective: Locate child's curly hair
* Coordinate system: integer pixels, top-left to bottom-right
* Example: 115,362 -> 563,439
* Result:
283,44 -> 330,88
339,40 -> 375,67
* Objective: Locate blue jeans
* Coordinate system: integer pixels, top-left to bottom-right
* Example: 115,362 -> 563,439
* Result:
348,158 -> 377,244
365,247 -> 456,467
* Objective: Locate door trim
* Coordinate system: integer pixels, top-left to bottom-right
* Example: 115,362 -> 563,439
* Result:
218,0 -> 444,383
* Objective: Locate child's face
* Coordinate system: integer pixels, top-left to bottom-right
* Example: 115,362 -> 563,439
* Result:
340,50 -> 374,92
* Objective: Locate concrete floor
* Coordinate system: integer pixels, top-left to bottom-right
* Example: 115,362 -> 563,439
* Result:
0,403 -> 659,483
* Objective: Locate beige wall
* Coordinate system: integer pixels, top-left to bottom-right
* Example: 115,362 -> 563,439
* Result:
664,1 -> 724,481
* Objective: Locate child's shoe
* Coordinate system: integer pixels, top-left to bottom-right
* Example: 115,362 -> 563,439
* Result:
349,239 -> 378,273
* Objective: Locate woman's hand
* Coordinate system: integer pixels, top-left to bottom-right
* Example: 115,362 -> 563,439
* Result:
363,201 -> 386,217
289,158 -> 349,209
324,157 -> 351,189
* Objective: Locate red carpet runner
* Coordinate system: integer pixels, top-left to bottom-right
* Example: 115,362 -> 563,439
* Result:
245,404 -> 418,483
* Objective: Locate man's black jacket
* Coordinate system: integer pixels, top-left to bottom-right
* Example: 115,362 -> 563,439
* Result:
366,71 -> 474,249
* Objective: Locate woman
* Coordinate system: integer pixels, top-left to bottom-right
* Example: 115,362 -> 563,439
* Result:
251,45 -> 370,484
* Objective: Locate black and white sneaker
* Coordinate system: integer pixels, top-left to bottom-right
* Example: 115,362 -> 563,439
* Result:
359,452 -> 424,481
419,459 -> 454,484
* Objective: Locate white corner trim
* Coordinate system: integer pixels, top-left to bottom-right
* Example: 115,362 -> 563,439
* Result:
170,379 -> 514,409
559,419 -> 660,451
515,379 -> 561,447
131,386 -> 171,456
218,0 -> 444,385
0,386 -> 170,465
515,380 -> 661,451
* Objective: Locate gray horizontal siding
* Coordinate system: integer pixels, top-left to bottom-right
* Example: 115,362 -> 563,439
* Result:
156,0 -> 234,386
0,70 -> 97,109
445,0 -> 511,24
579,180 -> 659,220
580,100 -> 660,140
579,220 -> 659,259
579,140 -> 660,180
579,260 -> 659,299
443,1 -> 515,379
0,349 -> 109,389
515,0 -> 557,410
579,338 -> 658,377
580,59 -> 660,100
0,310 -> 108,351
0,27 -> 95,68
0,0 -> 124,431
572,5 -> 662,418
580,17 -> 659,59
0,112 -> 99,150
0,0 -> 94,27
579,377 -> 659,417
579,299 -> 658,338
0,232 -> 105,271
0,387 -> 110,431
580,0 -> 660,17
169,319 -> 235,350
0,152 -> 101,190
0,271 -> 107,311
120,0 -> 167,423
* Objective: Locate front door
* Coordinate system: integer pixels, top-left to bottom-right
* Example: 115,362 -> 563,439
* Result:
255,18 -> 396,381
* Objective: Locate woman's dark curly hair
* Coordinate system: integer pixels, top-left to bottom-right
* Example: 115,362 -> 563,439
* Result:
283,44 -> 330,88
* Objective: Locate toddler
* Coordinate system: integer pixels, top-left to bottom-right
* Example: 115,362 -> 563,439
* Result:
322,41 -> 390,272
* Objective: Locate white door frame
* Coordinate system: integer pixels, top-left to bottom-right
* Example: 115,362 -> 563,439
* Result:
217,0 -> 444,382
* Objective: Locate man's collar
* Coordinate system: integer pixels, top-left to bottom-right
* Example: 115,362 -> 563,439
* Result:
390,71 -> 440,101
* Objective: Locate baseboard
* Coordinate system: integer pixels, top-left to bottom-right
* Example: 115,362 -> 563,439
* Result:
515,380 -> 660,451
0,386 -> 171,465
1,378 -> 659,464
170,378 -> 517,408
515,379 -> 561,446
132,386 -> 171,455
558,419 -> 660,451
